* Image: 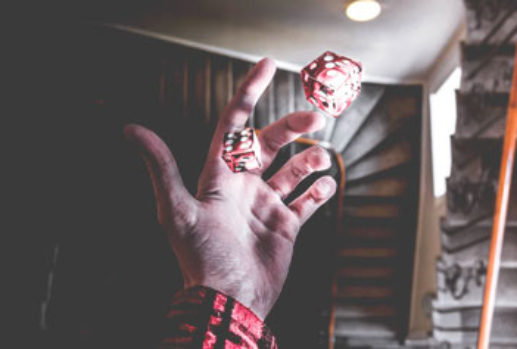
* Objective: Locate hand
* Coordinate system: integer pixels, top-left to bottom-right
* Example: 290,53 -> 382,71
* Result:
124,58 -> 337,319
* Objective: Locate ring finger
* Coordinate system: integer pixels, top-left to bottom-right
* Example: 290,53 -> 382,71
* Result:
267,145 -> 332,200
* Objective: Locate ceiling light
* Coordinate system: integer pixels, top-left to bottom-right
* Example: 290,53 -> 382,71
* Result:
345,0 -> 382,22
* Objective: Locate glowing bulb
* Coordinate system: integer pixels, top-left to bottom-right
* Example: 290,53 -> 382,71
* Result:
346,0 -> 381,22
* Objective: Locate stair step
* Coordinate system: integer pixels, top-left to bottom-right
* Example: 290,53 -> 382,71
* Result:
455,91 -> 508,138
342,223 -> 399,240
450,134 -> 501,154
433,328 -> 517,347
334,317 -> 397,338
460,44 -> 515,94
345,175 -> 409,197
450,136 -> 501,181
342,203 -> 402,219
343,195 -> 405,205
336,285 -> 396,300
465,2 -> 517,45
432,306 -> 517,334
337,234 -> 398,247
441,215 -> 517,231
337,258 -> 398,269
340,93 -> 417,167
440,231 -> 517,264
441,221 -> 517,252
404,337 -> 440,348
466,6 -> 517,46
334,338 -> 404,349
434,264 -> 517,307
336,278 -> 393,288
338,247 -> 398,259
346,138 -> 413,182
442,215 -> 517,233
445,179 -> 496,222
331,85 -> 385,152
433,298 -> 517,312
336,266 -> 395,280
433,308 -> 517,346
334,304 -> 397,318
444,175 -> 517,224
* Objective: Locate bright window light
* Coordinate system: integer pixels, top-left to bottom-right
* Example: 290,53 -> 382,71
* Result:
430,67 -> 462,197
346,0 -> 382,22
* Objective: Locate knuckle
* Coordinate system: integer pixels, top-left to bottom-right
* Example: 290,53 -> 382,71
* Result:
291,156 -> 312,180
262,133 -> 283,153
269,207 -> 299,241
258,188 -> 280,207
267,181 -> 285,198
235,87 -> 255,114
307,146 -> 331,169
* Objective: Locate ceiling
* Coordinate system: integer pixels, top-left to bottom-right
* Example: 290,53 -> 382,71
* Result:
89,0 -> 466,83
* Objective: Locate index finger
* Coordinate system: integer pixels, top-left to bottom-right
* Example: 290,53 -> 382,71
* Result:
207,58 -> 277,161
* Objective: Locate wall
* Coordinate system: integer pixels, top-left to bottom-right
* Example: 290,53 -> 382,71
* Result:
407,18 -> 466,338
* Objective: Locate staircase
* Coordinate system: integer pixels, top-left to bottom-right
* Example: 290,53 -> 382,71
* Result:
256,76 -> 423,349
432,0 -> 517,347
246,54 -> 424,349
327,82 -> 422,347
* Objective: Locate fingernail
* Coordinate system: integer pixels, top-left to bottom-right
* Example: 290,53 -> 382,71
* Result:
317,179 -> 332,195
309,147 -> 331,168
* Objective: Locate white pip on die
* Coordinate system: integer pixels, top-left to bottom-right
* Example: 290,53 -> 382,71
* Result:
222,127 -> 262,173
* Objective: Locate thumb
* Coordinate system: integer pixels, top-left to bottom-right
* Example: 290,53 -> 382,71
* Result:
124,124 -> 198,234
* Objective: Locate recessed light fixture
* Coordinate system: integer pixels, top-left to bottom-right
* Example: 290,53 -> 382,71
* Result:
345,0 -> 382,22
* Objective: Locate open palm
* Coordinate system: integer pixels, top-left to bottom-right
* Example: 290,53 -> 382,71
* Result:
124,58 -> 336,319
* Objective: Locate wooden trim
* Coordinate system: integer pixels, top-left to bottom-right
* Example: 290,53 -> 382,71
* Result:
329,151 -> 345,349
477,45 -> 517,349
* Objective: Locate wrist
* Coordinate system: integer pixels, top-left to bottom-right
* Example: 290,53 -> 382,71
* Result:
186,281 -> 271,320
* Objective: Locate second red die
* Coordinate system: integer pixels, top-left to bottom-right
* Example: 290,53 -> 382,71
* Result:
222,128 -> 262,173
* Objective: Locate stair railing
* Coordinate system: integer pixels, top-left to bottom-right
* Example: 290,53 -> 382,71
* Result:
477,44 -> 517,349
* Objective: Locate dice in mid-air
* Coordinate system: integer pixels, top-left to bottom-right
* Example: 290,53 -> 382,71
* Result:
222,127 -> 262,173
301,51 -> 362,117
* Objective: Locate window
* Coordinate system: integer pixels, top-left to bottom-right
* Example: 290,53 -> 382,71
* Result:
430,67 -> 462,197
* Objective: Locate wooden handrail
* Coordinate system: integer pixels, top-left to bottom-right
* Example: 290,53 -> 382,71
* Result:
477,44 -> 517,349
328,152 -> 346,349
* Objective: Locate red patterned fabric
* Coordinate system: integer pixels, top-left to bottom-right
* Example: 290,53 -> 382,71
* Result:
160,286 -> 278,349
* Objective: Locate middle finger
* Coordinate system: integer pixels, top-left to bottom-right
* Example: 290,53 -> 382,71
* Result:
258,111 -> 326,172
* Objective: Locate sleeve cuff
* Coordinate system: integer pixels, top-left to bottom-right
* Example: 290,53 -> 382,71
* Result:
160,286 -> 278,349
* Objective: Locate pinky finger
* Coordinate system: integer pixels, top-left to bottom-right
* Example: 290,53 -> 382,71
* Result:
288,176 -> 337,225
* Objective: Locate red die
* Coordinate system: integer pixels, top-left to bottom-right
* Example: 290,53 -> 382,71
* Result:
301,51 -> 362,117
222,128 -> 262,173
